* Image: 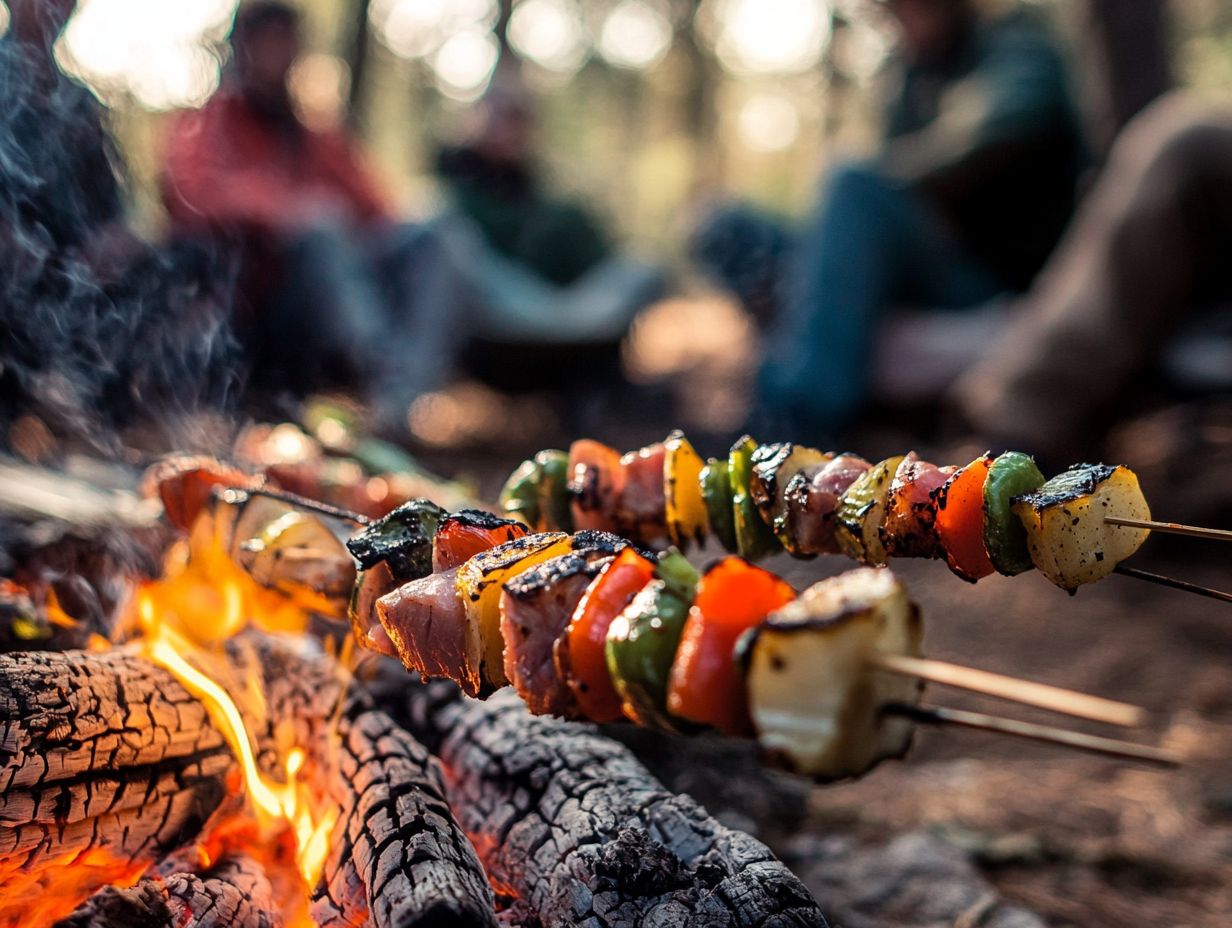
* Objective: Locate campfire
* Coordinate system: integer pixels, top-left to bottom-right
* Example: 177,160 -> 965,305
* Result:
0,434 -> 825,928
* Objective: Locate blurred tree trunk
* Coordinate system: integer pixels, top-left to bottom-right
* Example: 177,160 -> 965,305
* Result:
1084,0 -> 1173,152
496,0 -> 514,59
679,0 -> 721,195
344,0 -> 372,130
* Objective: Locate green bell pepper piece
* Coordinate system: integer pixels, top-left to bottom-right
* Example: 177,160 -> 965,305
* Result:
605,549 -> 699,730
499,457 -> 543,527
983,451 -> 1046,575
344,498 -> 445,582
700,458 -> 738,553
534,449 -> 574,533
729,436 -> 781,561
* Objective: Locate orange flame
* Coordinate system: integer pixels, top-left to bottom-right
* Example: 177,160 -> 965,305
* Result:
130,551 -> 340,927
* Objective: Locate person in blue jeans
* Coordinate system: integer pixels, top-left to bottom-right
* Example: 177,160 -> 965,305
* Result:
693,0 -> 1085,440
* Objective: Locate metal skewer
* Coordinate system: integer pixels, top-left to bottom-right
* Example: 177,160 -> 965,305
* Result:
246,486 -> 372,525
1113,564 -> 1232,604
1106,515 -> 1232,542
868,653 -> 1144,727
884,703 -> 1181,767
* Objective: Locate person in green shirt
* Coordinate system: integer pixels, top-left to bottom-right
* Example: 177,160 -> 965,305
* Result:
700,0 -> 1085,439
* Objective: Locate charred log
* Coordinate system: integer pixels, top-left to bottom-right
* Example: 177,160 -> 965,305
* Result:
392,678 -> 827,928
55,853 -> 280,928
245,642 -> 497,928
0,648 -> 238,925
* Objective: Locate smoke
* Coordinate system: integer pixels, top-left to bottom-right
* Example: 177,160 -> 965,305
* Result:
0,36 -> 242,456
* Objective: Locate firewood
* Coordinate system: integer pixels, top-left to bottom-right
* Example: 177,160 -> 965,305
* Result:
387,676 -> 827,928
242,641 -> 498,928
54,853 -> 281,928
0,648 -> 239,926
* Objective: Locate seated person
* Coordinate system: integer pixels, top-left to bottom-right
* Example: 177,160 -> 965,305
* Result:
952,93 -> 1232,464
696,0 -> 1085,440
162,1 -> 461,424
432,84 -> 665,349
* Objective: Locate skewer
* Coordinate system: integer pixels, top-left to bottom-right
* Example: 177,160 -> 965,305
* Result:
1113,564 -> 1232,605
246,486 -> 371,525
868,652 -> 1144,727
1106,515 -> 1232,543
884,703 -> 1181,767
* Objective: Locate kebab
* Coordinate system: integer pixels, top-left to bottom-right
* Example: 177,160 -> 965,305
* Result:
145,462 -> 1176,782
499,434 -> 1219,595
347,507 -> 1176,781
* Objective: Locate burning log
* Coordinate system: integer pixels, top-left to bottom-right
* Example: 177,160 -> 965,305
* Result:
392,679 -> 827,927
235,642 -> 498,928
0,648 -> 238,926
56,853 -> 280,928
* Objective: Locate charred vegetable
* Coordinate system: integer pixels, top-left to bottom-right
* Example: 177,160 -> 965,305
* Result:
663,431 -> 709,549
1012,464 -> 1151,591
729,436 -> 781,560
700,458 -> 738,553
456,532 -> 572,688
750,443 -> 832,551
835,456 -> 905,565
982,452 -> 1046,576
605,549 -> 699,729
741,567 -> 923,781
346,498 -> 446,581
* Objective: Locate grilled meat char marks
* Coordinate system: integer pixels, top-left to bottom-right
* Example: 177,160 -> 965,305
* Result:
376,566 -> 483,697
782,454 -> 871,556
501,555 -> 611,718
500,531 -> 630,718
881,453 -> 956,560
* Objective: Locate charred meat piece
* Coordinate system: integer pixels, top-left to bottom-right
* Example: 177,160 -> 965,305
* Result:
880,453 -> 955,560
500,552 -> 613,718
376,567 -> 483,697
780,454 -> 871,556
615,441 -> 668,541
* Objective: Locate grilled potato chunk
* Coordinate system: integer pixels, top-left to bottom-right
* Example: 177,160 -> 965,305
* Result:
1011,464 -> 1151,591
456,532 -> 571,688
238,509 -> 355,616
743,567 -> 923,781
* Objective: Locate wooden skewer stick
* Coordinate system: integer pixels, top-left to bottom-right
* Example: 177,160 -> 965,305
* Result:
868,652 -> 1145,727
884,703 -> 1181,767
1113,564 -> 1232,605
1105,515 -> 1232,543
245,486 -> 372,525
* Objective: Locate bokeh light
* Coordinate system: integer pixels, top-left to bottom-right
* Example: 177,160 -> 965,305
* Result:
698,0 -> 831,75
289,53 -> 352,130
597,0 -> 673,71
508,0 -> 589,74
0,3 -> 9,37
432,27 -> 500,100
58,0 -> 235,110
369,0 -> 498,61
737,91 -> 800,151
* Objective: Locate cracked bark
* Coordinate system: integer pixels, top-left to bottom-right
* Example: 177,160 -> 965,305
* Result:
0,642 -> 496,928
55,853 -> 281,928
389,677 -> 828,928
240,641 -> 497,928
0,648 -> 239,925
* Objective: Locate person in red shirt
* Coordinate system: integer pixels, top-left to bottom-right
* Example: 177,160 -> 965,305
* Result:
162,1 -> 461,424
